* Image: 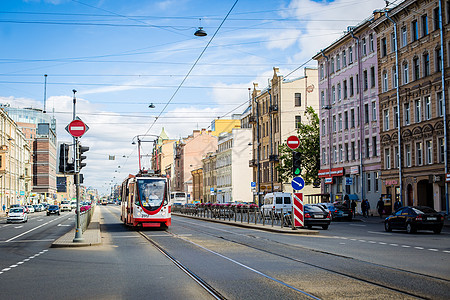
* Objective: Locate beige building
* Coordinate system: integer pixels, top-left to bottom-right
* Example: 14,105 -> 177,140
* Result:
250,67 -> 319,204
0,108 -> 32,208
202,152 -> 217,203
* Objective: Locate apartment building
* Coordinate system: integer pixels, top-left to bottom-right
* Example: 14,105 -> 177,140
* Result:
371,0 -> 450,211
314,17 -> 382,208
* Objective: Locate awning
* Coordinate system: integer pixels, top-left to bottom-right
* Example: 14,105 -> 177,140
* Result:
348,194 -> 359,200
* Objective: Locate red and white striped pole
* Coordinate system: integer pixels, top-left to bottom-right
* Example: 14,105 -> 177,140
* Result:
293,193 -> 304,227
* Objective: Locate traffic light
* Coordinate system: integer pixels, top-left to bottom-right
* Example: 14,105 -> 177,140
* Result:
59,143 -> 74,173
78,144 -> 89,170
292,151 -> 301,176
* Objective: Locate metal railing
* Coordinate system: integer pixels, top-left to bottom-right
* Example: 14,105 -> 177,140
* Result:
173,205 -> 295,229
80,205 -> 95,233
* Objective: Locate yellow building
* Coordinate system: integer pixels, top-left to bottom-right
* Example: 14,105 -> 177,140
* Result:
211,116 -> 241,137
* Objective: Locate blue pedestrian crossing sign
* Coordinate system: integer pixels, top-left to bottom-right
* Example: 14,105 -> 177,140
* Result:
291,176 -> 305,191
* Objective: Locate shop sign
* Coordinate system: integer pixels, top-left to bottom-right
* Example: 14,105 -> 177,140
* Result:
324,177 -> 333,184
345,177 -> 353,185
318,167 -> 344,178
446,173 -> 450,183
385,179 -> 398,186
350,166 -> 359,174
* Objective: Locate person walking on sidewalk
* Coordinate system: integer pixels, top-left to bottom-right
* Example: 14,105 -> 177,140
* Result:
377,197 -> 385,219
351,200 -> 357,217
2,204 -> 5,213
361,199 -> 370,217
394,199 -> 402,212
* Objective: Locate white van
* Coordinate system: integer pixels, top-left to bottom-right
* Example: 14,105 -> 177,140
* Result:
261,192 -> 292,216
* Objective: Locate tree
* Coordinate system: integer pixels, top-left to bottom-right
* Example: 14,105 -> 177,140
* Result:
276,106 -> 320,185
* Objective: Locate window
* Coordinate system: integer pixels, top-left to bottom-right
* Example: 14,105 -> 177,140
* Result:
321,91 -> 325,107
391,32 -> 396,52
337,83 -> 341,101
339,145 -> 343,162
372,136 -> 377,157
332,86 -> 336,103
412,20 -> 418,41
295,93 -> 301,106
415,99 -> 421,123
425,96 -> 431,120
343,80 -> 348,99
421,14 -> 428,36
362,37 -> 367,56
434,7 -> 440,30
338,113 -> 342,131
392,66 -> 397,88
403,62 -> 409,84
369,33 -> 374,52
413,57 -> 420,80
364,103 -> 369,124
384,109 -> 390,131
394,146 -> 399,168
320,64 -> 324,79
401,26 -> 407,47
438,91 -> 444,117
365,138 -> 370,158
349,46 -> 353,63
344,111 -> 348,130
356,74 -> 359,94
383,71 -> 388,92
426,140 -> 432,164
352,141 -> 356,160
385,148 -> 391,169
336,54 -> 341,70
394,106 -> 398,128
372,102 -> 377,121
406,144 -> 411,167
375,172 -> 379,192
367,173 -> 371,192
363,70 -> 368,90
436,48 -> 442,72
351,109 -> 355,128
333,115 -> 336,132
322,148 -> 326,164
295,115 -> 301,129
345,143 -> 349,161
439,137 -> 445,163
404,102 -> 410,125
370,66 -> 375,88
321,119 -> 326,135
333,146 -> 337,163
423,53 -> 430,76
416,142 -> 423,166
331,58 -> 335,73
381,38 -> 387,57
350,77 -> 354,96
342,50 -> 347,67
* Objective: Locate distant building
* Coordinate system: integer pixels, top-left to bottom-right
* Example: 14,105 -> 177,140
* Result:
211,115 -> 241,137
202,152 -> 217,203
33,123 -> 57,200
191,168 -> 203,202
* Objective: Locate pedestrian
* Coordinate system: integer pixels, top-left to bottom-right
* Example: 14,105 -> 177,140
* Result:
362,199 -> 370,218
351,199 -> 357,217
2,204 -> 5,212
376,197 -> 385,219
343,194 -> 350,208
394,199 -> 402,212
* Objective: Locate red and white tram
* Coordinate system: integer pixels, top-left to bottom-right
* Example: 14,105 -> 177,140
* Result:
120,170 -> 171,228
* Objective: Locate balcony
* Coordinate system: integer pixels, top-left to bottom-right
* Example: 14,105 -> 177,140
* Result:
269,105 -> 278,113
249,116 -> 257,123
269,154 -> 279,162
249,159 -> 257,167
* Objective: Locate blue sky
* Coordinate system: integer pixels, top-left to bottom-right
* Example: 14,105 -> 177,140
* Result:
0,0 -> 387,194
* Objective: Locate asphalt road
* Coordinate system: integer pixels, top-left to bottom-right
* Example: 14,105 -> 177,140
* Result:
1,206 -> 449,299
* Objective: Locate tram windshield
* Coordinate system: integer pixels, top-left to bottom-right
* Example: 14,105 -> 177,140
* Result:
137,178 -> 166,211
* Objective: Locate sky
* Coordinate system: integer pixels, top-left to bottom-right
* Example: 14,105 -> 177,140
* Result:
0,0 -> 388,195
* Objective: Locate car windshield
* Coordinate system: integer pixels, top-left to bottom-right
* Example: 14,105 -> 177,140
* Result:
9,208 -> 23,213
412,207 -> 436,214
305,205 -> 325,212
49,205 -> 58,209
137,178 -> 166,211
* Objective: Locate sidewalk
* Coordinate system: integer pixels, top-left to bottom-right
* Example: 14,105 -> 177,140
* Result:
173,213 -> 319,235
51,207 -> 102,248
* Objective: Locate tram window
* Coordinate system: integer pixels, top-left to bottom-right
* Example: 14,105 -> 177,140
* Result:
138,179 -> 166,211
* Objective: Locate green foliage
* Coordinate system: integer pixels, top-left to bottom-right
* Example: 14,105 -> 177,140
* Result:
276,106 -> 320,185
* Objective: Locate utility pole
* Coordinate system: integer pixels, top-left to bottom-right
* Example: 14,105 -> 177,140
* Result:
72,89 -> 84,243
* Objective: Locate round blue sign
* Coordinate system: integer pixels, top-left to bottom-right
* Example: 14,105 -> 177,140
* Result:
291,176 -> 305,191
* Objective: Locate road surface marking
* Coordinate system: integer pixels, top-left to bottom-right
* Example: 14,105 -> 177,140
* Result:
389,244 -> 398,246
414,247 -> 424,250
0,249 -> 48,276
428,249 -> 438,251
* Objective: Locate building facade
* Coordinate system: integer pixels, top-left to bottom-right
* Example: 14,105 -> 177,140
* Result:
202,152 -> 217,203
314,18 -> 382,209
371,0 -> 450,211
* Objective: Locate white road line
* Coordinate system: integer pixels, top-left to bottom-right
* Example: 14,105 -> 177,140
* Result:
348,224 -> 366,227
5,216 -> 63,243
379,242 -> 387,245
444,250 -> 450,253
414,247 -> 424,250
401,245 -> 411,248
358,240 -> 366,242
428,249 -> 439,251
2,268 -> 11,271
10,265 -> 18,268
368,241 -> 376,243
390,244 -> 399,246
0,249 -> 49,276
368,231 -> 392,235
14,226 -> 24,228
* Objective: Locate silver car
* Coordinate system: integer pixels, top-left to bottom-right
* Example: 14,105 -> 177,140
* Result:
7,207 -> 28,223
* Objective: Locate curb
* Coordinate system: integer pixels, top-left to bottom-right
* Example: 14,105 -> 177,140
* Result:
172,213 -> 320,235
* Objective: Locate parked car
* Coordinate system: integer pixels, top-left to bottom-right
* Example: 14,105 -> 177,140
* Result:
47,205 -> 60,216
60,200 -> 71,212
304,204 -> 332,229
70,201 -> 76,209
33,204 -> 44,212
26,205 -> 35,213
318,203 -> 352,221
261,192 -> 292,217
384,206 -> 444,234
7,207 -> 28,223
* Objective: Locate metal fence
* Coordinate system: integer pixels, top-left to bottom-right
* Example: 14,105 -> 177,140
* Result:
80,205 -> 95,233
173,205 -> 295,229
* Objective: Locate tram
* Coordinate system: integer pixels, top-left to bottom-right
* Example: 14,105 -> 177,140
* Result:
120,170 -> 171,228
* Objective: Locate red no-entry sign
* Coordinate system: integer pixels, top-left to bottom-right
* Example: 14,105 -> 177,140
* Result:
287,135 -> 300,150
66,119 -> 88,138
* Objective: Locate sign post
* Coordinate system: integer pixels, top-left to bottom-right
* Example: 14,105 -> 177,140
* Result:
293,193 -> 304,228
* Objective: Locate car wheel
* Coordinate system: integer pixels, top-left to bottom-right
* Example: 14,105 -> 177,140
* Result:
322,225 -> 329,230
433,227 -> 442,234
406,223 -> 416,234
384,221 -> 392,232
58,212 -> 60,215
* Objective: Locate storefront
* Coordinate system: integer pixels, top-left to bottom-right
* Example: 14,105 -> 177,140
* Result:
319,167 -> 344,201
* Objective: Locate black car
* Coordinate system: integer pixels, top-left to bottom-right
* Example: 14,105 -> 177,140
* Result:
47,205 -> 60,216
303,204 -> 332,229
318,203 -> 353,221
384,206 -> 444,234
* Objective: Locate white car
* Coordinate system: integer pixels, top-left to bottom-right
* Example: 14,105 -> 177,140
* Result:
70,201 -> 76,209
7,207 -> 28,223
60,200 -> 71,212
26,205 -> 35,213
